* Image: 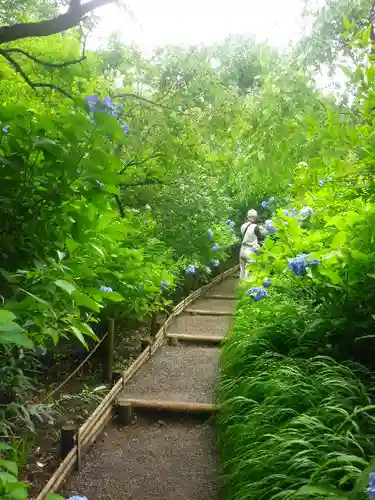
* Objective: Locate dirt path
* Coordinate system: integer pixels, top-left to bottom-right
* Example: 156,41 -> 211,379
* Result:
60,275 -> 237,500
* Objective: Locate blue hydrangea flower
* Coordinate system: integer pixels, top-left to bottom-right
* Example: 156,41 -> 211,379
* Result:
67,497 -> 88,500
247,287 -> 267,302
367,472 -> 375,500
282,209 -> 297,218
207,229 -> 214,240
160,279 -> 170,291
318,179 -> 325,186
289,254 -> 319,276
264,219 -> 276,234
226,219 -> 234,226
211,259 -> 220,267
229,229 -> 234,233
2,125 -> 9,134
299,206 -> 314,218
185,264 -> 197,275
121,122 -> 129,134
212,243 -> 219,252
252,247 -> 260,256
100,286 -> 113,292
261,200 -> 269,209
262,277 -> 272,288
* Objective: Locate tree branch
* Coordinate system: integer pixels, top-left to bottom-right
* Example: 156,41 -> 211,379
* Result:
119,153 -> 162,175
0,47 -> 86,68
113,93 -> 173,110
0,0 -> 116,45
120,179 -> 165,189
0,50 -> 73,99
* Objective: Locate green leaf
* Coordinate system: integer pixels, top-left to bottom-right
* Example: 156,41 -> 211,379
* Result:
331,231 -> 347,249
292,484 -> 347,498
70,319 -> 99,341
319,269 -> 343,285
6,484 -> 29,500
0,471 -> 17,484
46,494 -> 65,500
72,291 -> 101,312
0,460 -> 18,476
54,279 -> 76,295
0,443 -> 12,452
65,239 -> 78,253
0,309 -> 16,323
101,291 -> 124,302
69,326 -> 88,348
0,323 -> 33,348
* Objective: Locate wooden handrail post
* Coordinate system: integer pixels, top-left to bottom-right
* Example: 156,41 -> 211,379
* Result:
60,424 -> 77,459
103,318 -> 115,383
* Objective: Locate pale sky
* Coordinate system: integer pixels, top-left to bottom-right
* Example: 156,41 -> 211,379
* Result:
92,0 -> 308,53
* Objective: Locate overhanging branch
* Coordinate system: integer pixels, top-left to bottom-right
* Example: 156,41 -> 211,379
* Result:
120,179 -> 165,189
0,47 -> 86,68
0,50 -> 73,99
0,0 -> 116,45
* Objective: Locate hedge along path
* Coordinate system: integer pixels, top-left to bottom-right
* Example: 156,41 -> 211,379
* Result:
36,265 -> 239,500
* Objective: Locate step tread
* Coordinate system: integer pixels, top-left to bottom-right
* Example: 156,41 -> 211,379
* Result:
121,345 -> 220,404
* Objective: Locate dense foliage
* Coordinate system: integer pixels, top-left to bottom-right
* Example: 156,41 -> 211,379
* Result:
218,17 -> 375,500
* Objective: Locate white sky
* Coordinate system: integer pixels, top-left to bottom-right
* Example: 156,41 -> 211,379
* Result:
92,0 -> 308,53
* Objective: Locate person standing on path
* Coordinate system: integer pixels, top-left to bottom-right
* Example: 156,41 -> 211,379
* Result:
239,209 -> 265,280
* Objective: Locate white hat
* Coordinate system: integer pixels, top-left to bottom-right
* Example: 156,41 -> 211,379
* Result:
247,209 -> 258,218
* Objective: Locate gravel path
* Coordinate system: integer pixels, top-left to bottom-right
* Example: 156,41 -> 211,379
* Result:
122,345 -> 219,403
59,275 -> 237,500
168,314 -> 231,338
62,417 -> 218,500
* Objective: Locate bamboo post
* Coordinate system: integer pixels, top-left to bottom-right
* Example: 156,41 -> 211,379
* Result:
116,402 -> 133,425
111,371 -> 122,386
103,318 -> 115,383
60,424 -> 76,459
141,339 -> 149,352
150,313 -> 158,337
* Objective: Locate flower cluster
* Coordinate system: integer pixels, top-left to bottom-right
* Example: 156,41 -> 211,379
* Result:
261,196 -> 275,210
318,177 -> 332,187
207,229 -> 214,240
203,266 -> 212,275
84,95 -> 128,135
248,287 -> 267,302
212,243 -> 219,252
262,277 -> 272,288
226,219 -> 234,226
211,259 -> 220,267
289,254 -> 319,276
160,279 -> 170,291
264,219 -> 276,235
2,124 -> 9,134
100,286 -> 113,292
299,206 -> 314,218
67,496 -> 88,500
282,208 -> 297,218
185,264 -> 197,275
368,472 -> 375,500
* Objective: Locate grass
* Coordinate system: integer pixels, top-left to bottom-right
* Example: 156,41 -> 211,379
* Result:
217,281 -> 375,500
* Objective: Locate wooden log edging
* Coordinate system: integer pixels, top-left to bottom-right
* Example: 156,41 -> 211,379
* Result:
35,264 -> 239,499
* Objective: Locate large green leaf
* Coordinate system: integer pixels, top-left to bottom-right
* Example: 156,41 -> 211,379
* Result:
72,291 -> 101,312
0,309 -> 16,323
54,279 -> 76,295
0,323 -> 33,348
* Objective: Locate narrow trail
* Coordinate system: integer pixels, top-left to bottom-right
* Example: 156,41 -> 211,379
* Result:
60,273 -> 237,500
